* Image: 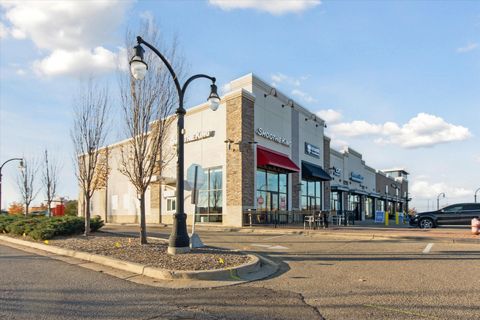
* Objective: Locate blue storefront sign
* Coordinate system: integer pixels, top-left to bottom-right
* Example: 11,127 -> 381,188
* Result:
375,211 -> 385,223
305,142 -> 321,158
350,172 -> 364,183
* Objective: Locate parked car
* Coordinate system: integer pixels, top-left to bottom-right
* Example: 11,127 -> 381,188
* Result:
410,203 -> 480,229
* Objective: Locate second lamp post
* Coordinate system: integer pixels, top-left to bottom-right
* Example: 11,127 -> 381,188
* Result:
129,36 -> 220,254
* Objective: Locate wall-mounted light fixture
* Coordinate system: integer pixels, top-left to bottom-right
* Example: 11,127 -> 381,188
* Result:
224,139 -> 234,150
264,87 -> 277,98
282,99 -> 294,109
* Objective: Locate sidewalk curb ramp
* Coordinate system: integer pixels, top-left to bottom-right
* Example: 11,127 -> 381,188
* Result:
0,235 -> 278,284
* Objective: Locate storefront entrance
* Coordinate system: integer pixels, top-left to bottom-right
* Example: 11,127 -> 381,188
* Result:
256,168 -> 288,211
348,194 -> 362,220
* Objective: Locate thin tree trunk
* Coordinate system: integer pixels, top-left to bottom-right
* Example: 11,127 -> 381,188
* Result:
140,192 -> 147,244
84,196 -> 91,236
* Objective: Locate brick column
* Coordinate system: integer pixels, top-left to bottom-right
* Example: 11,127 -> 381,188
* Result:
323,137 -> 331,210
224,89 -> 255,227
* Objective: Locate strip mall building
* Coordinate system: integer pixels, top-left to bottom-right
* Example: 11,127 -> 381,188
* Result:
88,74 -> 409,226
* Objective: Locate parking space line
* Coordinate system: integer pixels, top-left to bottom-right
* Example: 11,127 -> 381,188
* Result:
264,234 -> 288,241
364,304 -> 440,319
422,243 -> 434,254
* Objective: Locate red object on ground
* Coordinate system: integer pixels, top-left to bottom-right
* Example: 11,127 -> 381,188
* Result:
51,204 -> 65,216
471,218 -> 480,235
257,146 -> 300,172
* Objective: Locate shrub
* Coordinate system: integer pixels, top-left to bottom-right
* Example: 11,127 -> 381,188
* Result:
0,214 -> 104,240
29,227 -> 55,240
90,216 -> 104,232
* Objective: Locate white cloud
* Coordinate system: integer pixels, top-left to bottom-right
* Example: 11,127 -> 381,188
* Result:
411,179 -> 472,200
0,0 -> 131,76
291,88 -> 316,103
456,42 -> 478,53
330,113 -> 471,148
329,138 -> 349,151
474,155 -> 480,163
33,47 -> 126,77
316,109 -> 343,124
270,72 -> 305,87
209,0 -> 321,15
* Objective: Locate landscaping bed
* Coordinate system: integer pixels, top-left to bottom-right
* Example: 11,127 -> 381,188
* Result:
48,233 -> 251,271
1,216 -> 251,271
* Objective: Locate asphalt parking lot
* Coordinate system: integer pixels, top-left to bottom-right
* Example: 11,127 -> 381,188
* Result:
104,225 -> 480,319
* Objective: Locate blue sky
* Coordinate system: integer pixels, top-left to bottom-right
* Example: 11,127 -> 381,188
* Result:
0,0 -> 479,211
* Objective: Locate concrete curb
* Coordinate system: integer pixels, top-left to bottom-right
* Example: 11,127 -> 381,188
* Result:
0,235 -> 263,281
190,225 -> 480,243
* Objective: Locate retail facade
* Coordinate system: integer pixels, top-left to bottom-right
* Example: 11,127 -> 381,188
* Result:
85,74 -> 409,227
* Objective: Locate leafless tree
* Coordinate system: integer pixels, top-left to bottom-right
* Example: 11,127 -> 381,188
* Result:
42,149 -> 60,216
118,22 -> 182,244
71,79 -> 110,236
17,157 -> 39,215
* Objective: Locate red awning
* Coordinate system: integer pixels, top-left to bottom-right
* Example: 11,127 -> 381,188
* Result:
257,146 -> 300,172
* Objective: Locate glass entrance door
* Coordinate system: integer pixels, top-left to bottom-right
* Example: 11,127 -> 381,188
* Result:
270,192 -> 279,211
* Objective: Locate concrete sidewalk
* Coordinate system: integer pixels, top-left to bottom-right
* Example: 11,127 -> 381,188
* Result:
104,222 -> 480,243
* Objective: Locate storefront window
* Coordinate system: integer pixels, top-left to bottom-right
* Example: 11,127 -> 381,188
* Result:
365,197 -> 373,219
256,169 -> 288,211
301,180 -> 322,210
330,191 -> 341,211
196,167 -> 223,223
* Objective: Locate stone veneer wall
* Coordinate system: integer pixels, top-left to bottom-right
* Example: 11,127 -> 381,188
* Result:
323,137 -> 331,210
224,90 -> 255,227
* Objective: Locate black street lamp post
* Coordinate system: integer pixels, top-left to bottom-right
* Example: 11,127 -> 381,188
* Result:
0,158 -> 24,211
475,188 -> 480,203
130,36 -> 220,254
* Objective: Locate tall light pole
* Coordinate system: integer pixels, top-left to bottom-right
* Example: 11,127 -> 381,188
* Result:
437,192 -> 445,210
129,36 -> 220,255
475,188 -> 480,203
0,158 -> 24,211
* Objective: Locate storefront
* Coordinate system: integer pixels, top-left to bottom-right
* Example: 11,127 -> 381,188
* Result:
300,161 -> 331,211
255,146 -> 298,211
85,74 -> 408,227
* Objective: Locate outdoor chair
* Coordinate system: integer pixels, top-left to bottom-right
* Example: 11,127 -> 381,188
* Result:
315,211 -> 329,228
304,214 -> 315,230
331,210 -> 345,226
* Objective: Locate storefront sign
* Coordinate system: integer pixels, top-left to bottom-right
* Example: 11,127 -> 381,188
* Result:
332,167 -> 342,177
350,172 -> 364,183
184,130 -> 215,144
257,195 -> 264,205
255,128 -> 290,146
304,142 -> 320,158
375,211 -> 385,223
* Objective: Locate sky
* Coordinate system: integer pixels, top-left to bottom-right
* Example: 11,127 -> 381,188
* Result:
0,0 -> 479,212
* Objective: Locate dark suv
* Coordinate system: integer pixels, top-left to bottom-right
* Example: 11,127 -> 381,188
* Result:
410,203 -> 480,229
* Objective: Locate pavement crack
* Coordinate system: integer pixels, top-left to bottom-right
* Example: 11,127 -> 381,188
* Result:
298,292 -> 325,320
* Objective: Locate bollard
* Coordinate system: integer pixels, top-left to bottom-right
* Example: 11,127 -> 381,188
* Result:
395,212 -> 399,225
471,218 -> 480,235
385,211 -> 389,226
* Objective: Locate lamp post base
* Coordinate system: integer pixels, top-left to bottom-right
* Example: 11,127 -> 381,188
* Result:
167,246 -> 191,255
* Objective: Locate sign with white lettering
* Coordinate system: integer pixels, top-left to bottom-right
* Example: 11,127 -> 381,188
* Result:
304,142 -> 320,158
375,211 -> 385,223
185,130 -> 215,144
255,128 -> 290,146
332,167 -> 342,177
350,172 -> 364,183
